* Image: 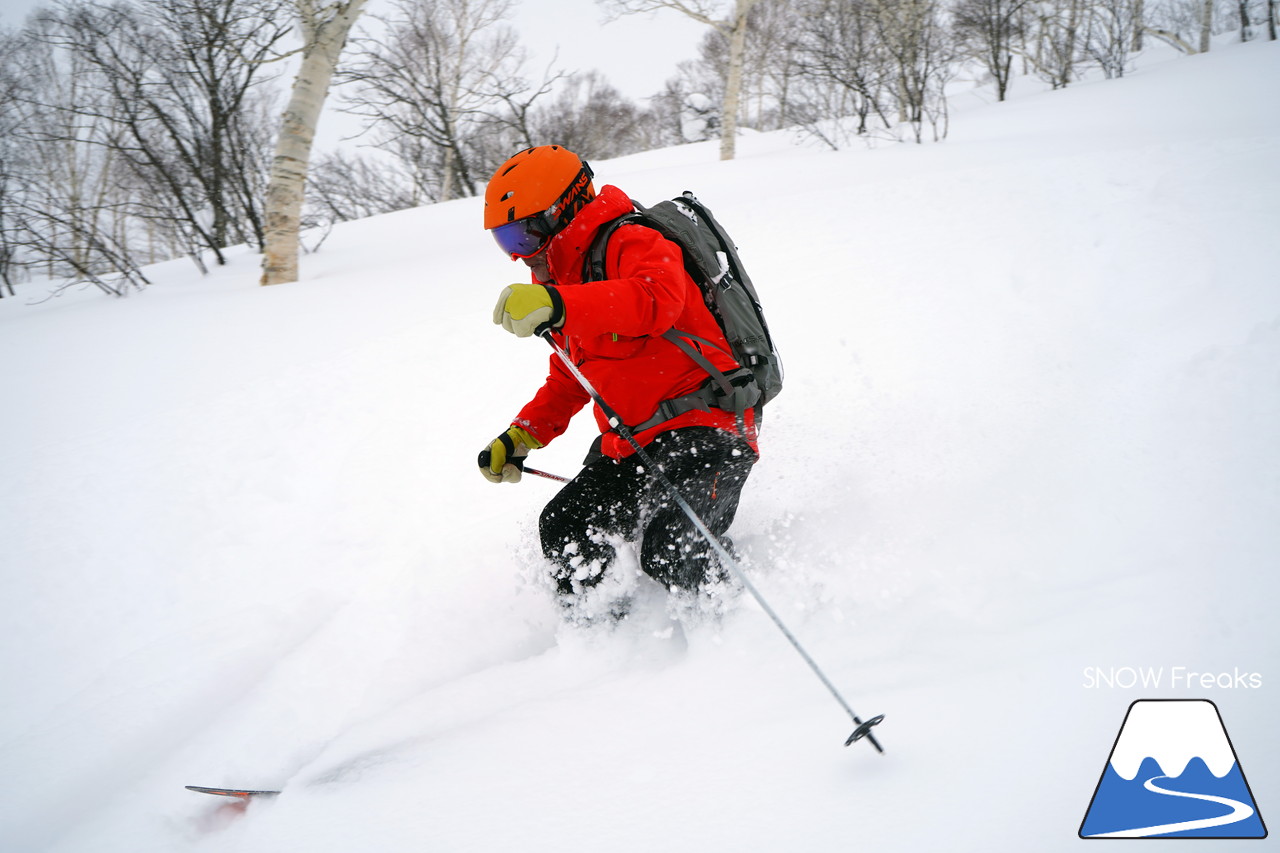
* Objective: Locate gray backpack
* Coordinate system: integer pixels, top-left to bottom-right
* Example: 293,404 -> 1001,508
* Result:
584,192 -> 783,433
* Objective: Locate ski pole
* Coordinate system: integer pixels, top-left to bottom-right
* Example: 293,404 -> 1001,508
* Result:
524,465 -> 570,484
540,330 -> 884,752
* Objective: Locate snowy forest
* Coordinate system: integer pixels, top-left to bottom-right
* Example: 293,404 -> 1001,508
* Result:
0,0 -> 1274,298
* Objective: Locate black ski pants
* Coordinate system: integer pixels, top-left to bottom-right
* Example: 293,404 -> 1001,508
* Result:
539,427 -> 755,596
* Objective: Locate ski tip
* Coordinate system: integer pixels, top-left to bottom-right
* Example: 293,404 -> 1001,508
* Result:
186,785 -> 281,798
844,714 -> 885,751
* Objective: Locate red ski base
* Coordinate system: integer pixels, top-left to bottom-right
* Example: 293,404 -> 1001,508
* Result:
186,785 -> 281,798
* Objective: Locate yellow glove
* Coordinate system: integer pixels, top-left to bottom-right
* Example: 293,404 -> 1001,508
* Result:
478,426 -> 543,483
492,284 -> 564,338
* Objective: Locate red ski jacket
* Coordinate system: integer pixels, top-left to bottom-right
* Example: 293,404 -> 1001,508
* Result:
512,185 -> 758,460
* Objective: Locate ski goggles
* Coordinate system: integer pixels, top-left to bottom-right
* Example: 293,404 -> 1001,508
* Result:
490,161 -> 595,260
491,215 -> 552,260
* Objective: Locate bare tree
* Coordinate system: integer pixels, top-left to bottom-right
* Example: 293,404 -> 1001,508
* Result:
636,77 -> 696,148
40,0 -> 290,273
260,0 -> 367,286
341,0 -> 548,204
1086,0 -> 1140,77
0,27 -> 24,295
5,13 -> 150,295
736,0 -> 803,131
529,70 -> 647,160
868,0 -> 954,142
600,0 -> 768,160
1186,0 -> 1275,46
672,1 -> 803,133
305,149 -> 418,224
1141,0 -> 1207,51
0,157 -> 15,296
646,69 -> 721,145
789,0 -> 892,144
954,0 -> 1032,101
1027,0 -> 1089,89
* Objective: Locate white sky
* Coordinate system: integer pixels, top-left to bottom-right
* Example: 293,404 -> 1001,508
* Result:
0,0 -> 708,102
0,0 -> 40,25
1,0 -> 709,151
509,0 -> 707,102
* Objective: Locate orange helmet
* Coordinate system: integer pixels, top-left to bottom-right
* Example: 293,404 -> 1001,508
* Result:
484,145 -> 595,258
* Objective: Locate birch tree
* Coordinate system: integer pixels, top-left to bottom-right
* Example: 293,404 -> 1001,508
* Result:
676,2 -> 802,133
714,0 -> 801,132
1028,0 -> 1088,88
599,0 -> 768,160
869,0 -> 954,141
9,13 -> 150,294
1141,0 -> 1207,52
0,28 -> 24,295
260,0 -> 367,286
1199,0 -> 1213,50
1086,0 -> 1139,77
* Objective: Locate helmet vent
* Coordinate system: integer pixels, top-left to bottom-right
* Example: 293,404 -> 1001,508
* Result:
484,145 -> 587,232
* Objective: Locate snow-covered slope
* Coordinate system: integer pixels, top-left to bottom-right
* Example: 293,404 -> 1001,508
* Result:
2,40 -> 1277,853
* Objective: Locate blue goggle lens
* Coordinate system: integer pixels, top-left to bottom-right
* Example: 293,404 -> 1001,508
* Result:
492,218 -> 549,259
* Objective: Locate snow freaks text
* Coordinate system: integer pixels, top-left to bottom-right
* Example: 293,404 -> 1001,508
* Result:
1082,667 -> 1264,690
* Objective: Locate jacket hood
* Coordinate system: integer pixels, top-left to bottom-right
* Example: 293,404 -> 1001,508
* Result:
545,185 -> 635,284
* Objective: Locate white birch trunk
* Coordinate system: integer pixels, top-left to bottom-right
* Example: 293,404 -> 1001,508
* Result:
1199,0 -> 1214,52
719,4 -> 750,161
600,1 -> 763,162
260,0 -> 367,286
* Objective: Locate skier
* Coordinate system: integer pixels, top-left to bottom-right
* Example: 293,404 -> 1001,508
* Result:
478,144 -> 758,613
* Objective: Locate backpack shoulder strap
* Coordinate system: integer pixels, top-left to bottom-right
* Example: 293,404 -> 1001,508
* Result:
581,202 -> 758,436
582,205 -> 646,283
584,211 -> 734,388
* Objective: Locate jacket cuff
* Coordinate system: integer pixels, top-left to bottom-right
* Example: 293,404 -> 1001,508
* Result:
546,285 -> 565,328
511,418 -> 548,448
